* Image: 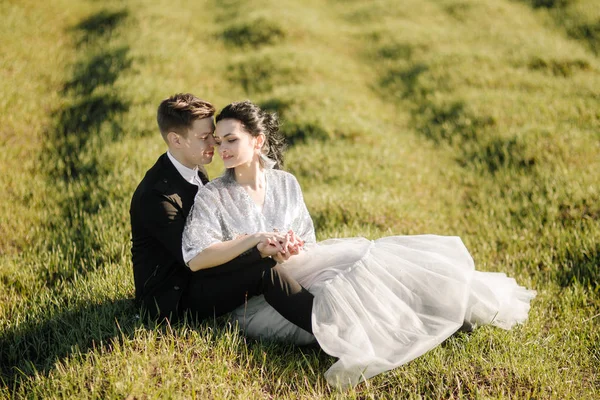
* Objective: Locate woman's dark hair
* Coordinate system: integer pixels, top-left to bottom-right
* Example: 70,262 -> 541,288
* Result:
216,100 -> 286,169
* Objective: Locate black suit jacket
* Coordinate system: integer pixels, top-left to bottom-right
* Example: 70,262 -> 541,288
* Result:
130,153 -> 273,320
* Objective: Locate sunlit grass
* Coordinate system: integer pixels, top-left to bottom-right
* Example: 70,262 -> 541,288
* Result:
1,0 -> 598,398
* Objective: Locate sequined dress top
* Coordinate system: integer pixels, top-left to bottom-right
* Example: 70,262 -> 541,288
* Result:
182,169 -> 316,263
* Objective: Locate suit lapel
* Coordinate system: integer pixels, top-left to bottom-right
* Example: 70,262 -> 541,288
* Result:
154,153 -> 199,215
198,171 -> 209,185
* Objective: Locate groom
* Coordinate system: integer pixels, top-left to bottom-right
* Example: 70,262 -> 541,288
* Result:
130,93 -> 313,333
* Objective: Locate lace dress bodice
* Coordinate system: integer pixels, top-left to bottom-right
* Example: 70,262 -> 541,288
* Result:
182,169 -> 316,263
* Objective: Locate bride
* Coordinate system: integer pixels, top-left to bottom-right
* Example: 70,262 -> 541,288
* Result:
181,100 -> 536,387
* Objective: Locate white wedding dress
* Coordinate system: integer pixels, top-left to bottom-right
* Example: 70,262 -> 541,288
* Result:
182,169 -> 536,387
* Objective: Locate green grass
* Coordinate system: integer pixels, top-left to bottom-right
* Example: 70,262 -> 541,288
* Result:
1,0 -> 598,398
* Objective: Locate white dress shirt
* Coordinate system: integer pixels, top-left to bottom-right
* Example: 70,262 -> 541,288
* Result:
167,151 -> 204,187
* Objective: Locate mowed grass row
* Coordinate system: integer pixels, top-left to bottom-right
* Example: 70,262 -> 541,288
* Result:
1,0 -> 598,398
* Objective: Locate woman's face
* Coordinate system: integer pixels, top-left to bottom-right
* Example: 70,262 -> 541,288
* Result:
214,118 -> 262,169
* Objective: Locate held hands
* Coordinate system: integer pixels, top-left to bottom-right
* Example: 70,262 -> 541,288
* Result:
256,230 -> 305,263
275,230 -> 304,263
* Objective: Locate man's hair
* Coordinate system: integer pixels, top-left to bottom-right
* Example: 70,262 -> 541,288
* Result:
156,93 -> 215,140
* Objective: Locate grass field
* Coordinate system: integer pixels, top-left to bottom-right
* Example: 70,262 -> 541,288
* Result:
1,0 -> 598,398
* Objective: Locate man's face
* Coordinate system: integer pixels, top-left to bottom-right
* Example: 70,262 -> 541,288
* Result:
178,117 -> 216,167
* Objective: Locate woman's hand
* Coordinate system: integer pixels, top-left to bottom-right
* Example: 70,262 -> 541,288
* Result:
257,230 -> 305,263
286,230 -> 304,255
256,231 -> 288,258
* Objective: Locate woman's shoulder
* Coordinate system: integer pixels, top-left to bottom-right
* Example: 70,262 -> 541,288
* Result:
269,168 -> 298,183
268,169 -> 303,193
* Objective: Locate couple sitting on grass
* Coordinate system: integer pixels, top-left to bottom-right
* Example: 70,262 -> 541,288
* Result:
130,93 -> 536,387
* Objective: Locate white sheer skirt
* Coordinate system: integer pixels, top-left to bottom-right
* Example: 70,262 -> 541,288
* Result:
230,235 -> 536,387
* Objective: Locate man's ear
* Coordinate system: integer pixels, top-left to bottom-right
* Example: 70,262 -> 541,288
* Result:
167,131 -> 181,147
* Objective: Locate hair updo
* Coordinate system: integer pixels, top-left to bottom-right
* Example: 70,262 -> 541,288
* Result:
215,100 -> 286,169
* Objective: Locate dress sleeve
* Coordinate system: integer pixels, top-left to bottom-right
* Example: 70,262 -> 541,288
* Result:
291,175 -> 317,244
182,188 -> 224,263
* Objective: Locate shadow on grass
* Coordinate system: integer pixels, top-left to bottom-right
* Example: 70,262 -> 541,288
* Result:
389,74 -> 534,176
72,9 -> 129,47
567,20 -> 600,55
49,94 -> 129,181
555,243 -> 600,289
520,0 -> 600,55
379,63 -> 429,99
63,47 -> 132,96
373,42 -> 496,149
281,120 -> 330,146
221,17 -> 286,48
443,1 -> 474,21
0,299 -> 139,390
528,56 -> 591,77
461,136 -> 536,174
40,8 -> 131,287
49,10 -> 131,182
242,337 -> 330,390
227,55 -> 301,94
259,97 -> 292,115
525,0 -> 573,7
416,100 -> 496,145
377,42 -> 415,60
260,98 -> 332,146
1,301 -> 328,394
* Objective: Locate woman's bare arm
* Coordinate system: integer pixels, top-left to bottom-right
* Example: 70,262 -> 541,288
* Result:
187,232 -> 287,271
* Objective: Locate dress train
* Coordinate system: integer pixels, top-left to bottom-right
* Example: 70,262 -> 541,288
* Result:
230,235 -> 536,387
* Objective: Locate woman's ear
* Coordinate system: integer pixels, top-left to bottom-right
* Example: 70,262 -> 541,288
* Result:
255,133 -> 266,150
